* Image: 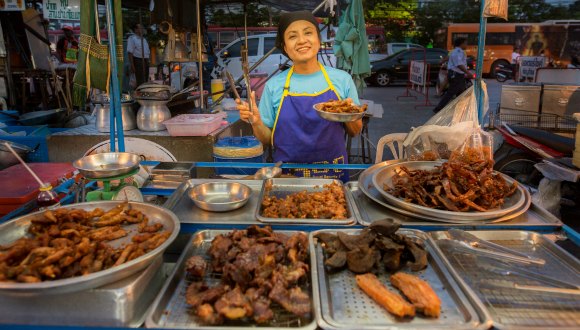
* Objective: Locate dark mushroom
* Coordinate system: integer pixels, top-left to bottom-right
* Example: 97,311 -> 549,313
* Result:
337,229 -> 376,251
370,218 -> 401,237
346,247 -> 381,274
324,250 -> 347,270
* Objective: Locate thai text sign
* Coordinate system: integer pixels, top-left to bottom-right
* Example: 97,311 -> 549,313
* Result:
410,60 -> 427,86
0,0 -> 25,11
519,56 -> 546,79
43,0 -> 80,20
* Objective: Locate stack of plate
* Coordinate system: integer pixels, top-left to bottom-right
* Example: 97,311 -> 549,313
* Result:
358,160 -> 531,223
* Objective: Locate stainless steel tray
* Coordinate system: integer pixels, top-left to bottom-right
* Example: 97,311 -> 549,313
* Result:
347,181 -> 560,228
0,255 -> 165,327
255,178 -> 357,225
430,230 -> 580,329
309,228 -> 491,330
0,201 -> 180,295
356,162 -> 534,224
373,161 -> 527,221
145,229 -> 317,329
163,179 -> 262,224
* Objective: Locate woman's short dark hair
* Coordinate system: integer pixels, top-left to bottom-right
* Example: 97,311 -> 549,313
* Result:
132,23 -> 141,31
454,37 -> 466,47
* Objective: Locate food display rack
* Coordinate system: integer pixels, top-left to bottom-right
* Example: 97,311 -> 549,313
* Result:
1,162 -> 577,330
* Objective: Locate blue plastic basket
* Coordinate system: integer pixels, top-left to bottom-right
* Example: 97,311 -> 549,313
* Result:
213,136 -> 264,175
0,126 -> 69,162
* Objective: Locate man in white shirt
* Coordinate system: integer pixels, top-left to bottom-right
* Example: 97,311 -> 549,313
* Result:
511,47 -> 521,64
433,37 -> 471,113
127,23 -> 150,88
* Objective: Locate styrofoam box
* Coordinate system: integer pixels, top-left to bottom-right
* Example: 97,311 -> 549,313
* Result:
163,114 -> 224,136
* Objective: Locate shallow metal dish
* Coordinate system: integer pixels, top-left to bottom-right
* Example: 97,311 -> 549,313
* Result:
0,201 -> 179,296
188,182 -> 251,212
372,161 -> 526,221
313,102 -> 366,122
73,152 -> 141,179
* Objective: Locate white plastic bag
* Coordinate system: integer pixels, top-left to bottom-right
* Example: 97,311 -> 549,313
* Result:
532,178 -> 561,217
129,73 -> 137,89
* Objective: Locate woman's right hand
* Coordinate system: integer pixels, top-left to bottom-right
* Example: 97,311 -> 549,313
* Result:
236,91 -> 261,124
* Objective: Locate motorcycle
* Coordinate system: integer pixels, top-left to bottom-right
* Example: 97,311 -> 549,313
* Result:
492,119 -> 579,220
495,62 -> 518,83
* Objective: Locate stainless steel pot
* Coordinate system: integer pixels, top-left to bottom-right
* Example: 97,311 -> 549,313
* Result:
95,102 -> 137,132
0,140 -> 32,170
135,99 -> 171,131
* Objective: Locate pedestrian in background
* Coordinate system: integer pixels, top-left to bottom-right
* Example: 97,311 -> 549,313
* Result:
56,26 -> 78,64
432,38 -> 471,114
127,23 -> 150,88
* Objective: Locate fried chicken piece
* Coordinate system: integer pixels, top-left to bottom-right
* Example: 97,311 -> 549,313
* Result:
390,272 -> 441,317
355,273 -> 415,318
185,255 -> 207,278
269,280 -> 311,317
196,304 -> 223,325
214,286 -> 253,320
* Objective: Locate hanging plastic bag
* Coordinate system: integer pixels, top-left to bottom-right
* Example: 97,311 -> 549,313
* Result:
403,82 -> 491,162
129,73 -> 137,90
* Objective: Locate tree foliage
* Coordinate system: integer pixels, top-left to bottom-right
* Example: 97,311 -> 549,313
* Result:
206,4 -> 279,27
366,0 -> 579,46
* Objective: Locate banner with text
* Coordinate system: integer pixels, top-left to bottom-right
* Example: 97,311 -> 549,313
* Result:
0,0 -> 25,11
518,56 -> 546,80
410,60 -> 427,86
43,0 -> 80,20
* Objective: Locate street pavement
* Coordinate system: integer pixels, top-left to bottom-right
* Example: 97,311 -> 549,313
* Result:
352,79 -> 502,163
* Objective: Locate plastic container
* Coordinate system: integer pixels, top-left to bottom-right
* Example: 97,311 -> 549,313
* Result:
163,114 -> 224,136
250,72 -> 268,100
211,79 -> 225,103
37,183 -> 61,210
213,136 -> 264,175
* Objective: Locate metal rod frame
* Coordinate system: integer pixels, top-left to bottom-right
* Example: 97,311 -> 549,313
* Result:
105,0 -> 125,152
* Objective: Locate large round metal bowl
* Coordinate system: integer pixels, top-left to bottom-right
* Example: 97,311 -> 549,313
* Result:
371,161 -> 527,221
0,201 -> 179,296
313,102 -> 366,122
73,152 -> 141,179
189,182 -> 251,212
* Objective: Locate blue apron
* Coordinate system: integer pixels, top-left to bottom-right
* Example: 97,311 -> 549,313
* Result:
271,65 -> 348,182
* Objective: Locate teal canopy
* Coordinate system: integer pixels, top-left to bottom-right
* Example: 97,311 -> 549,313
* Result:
333,0 -> 371,95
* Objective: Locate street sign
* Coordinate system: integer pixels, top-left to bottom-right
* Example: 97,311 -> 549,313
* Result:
518,56 -> 547,80
0,0 -> 25,11
410,60 -> 427,87
42,0 -> 80,20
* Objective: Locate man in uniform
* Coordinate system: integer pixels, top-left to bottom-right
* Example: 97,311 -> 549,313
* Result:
127,23 -> 150,88
432,37 -> 471,114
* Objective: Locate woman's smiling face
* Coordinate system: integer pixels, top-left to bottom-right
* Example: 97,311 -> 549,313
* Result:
283,20 -> 320,65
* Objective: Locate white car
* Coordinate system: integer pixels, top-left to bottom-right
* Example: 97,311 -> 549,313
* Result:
211,34 -> 337,84
369,42 -> 425,62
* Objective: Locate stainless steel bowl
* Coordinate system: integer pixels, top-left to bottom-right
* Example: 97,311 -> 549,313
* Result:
0,201 -> 179,296
188,182 -> 251,212
313,102 -> 366,122
73,152 -> 141,179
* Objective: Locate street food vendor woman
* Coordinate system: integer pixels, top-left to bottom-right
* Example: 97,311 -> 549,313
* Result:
237,11 -> 363,181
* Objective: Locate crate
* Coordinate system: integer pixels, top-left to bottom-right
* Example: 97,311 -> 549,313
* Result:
490,108 -> 576,134
163,114 -> 225,136
0,125 -> 69,162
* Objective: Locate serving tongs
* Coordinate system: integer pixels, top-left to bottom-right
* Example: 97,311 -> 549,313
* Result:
240,13 -> 253,124
438,239 -> 544,266
447,229 -> 546,265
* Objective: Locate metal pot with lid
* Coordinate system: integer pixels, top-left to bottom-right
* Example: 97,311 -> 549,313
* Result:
0,140 -> 33,170
133,83 -> 173,132
93,93 -> 137,132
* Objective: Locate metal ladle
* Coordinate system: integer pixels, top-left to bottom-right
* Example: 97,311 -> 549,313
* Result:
254,161 -> 283,180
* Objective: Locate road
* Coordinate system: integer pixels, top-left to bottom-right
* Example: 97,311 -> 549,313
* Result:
352,79 -> 503,162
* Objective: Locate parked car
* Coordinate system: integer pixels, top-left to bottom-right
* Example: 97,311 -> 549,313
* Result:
367,48 -> 448,87
369,42 -> 425,62
210,34 -> 336,83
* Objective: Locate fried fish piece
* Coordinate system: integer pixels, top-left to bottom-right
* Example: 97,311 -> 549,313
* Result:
390,272 -> 441,317
355,273 -> 415,318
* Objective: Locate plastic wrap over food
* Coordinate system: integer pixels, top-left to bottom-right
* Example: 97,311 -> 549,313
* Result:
404,83 -> 490,161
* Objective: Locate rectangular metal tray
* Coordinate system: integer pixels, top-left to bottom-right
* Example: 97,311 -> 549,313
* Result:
309,228 -> 491,330
163,179 -> 262,224
145,229 -> 317,329
430,230 -> 580,329
0,255 -> 165,327
346,181 -> 562,229
255,178 -> 357,225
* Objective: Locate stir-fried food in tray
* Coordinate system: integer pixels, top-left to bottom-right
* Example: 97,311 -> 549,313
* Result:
184,225 -> 311,325
317,99 -> 368,113
316,220 -> 441,319
0,203 -> 170,283
261,182 -> 348,219
385,157 -> 518,212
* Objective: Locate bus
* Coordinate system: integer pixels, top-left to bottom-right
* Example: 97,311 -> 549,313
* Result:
445,20 -> 580,76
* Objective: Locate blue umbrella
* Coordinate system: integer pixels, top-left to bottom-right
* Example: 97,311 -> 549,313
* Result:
333,0 -> 371,95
